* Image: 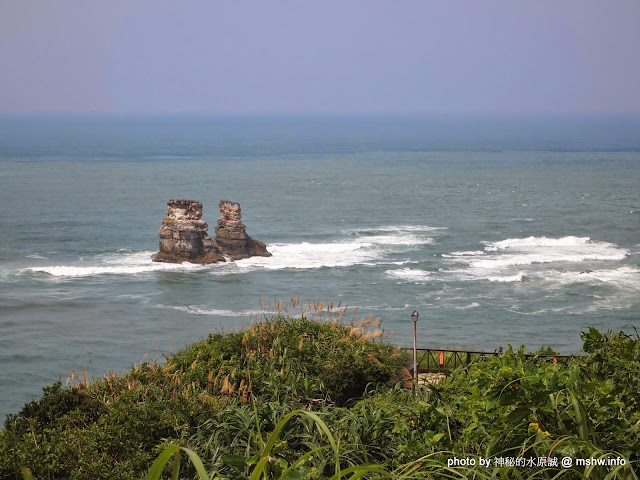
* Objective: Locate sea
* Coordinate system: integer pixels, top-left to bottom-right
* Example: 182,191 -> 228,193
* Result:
1,114 -> 639,420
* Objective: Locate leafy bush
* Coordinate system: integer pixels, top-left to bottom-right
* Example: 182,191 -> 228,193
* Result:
0,314 -> 408,479
167,315 -> 407,406
3,319 -> 639,480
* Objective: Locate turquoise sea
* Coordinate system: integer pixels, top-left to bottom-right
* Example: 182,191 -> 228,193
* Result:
1,115 -> 639,419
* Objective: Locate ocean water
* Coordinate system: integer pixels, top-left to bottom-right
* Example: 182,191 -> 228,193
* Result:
1,115 -> 639,419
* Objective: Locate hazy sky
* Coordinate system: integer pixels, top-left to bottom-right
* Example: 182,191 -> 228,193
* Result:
1,0 -> 639,114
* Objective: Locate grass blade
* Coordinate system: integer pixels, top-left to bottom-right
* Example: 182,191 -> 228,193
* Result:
146,444 -> 210,480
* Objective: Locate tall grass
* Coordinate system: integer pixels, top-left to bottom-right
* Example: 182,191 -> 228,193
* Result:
5,312 -> 639,480
146,408 -> 389,480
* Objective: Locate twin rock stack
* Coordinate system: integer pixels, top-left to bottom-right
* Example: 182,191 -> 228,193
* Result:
151,199 -> 271,264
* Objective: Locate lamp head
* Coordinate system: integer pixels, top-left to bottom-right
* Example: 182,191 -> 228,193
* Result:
411,310 -> 419,323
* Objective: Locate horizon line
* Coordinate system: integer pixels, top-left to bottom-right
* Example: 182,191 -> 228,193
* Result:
2,111 -> 640,118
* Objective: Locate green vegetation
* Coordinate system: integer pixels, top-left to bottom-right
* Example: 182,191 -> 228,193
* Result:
1,304 -> 638,479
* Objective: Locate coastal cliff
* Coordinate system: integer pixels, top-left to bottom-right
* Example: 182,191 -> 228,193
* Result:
151,199 -> 270,264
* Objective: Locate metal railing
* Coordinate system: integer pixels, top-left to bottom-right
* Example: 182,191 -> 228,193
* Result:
402,347 -> 582,374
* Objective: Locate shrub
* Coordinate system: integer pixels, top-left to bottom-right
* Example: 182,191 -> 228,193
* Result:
167,315 -> 408,406
0,314 -> 408,479
3,321 -> 638,479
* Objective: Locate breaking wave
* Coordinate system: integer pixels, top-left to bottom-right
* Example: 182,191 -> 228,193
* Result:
23,252 -> 205,278
442,251 -> 485,258
385,268 -> 433,282
387,236 -> 636,289
212,225 -> 439,273
472,236 -> 628,269
15,225 -> 440,278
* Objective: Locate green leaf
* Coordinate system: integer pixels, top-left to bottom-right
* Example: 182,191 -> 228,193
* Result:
281,466 -> 311,480
248,457 -> 271,480
486,395 -> 500,411
171,450 -> 181,480
20,468 -> 34,480
146,444 -> 210,480
327,464 -> 390,480
567,388 -> 592,440
280,446 -> 331,479
507,406 -> 532,424
485,434 -> 501,457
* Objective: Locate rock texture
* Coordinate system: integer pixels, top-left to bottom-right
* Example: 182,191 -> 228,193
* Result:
151,199 -> 271,264
151,199 -> 225,264
215,200 -> 272,260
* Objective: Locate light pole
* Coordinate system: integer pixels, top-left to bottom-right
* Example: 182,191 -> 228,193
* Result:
411,310 -> 419,388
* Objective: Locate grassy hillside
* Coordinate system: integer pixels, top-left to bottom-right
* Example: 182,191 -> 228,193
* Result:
1,310 -> 638,479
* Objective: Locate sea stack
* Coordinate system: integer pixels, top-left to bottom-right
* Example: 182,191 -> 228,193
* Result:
215,200 -> 272,260
151,199 -> 271,264
151,199 -> 225,264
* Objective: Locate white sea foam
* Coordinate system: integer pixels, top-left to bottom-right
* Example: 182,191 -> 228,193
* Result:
26,254 -> 47,259
350,225 -> 439,247
26,252 -> 205,277
458,265 -> 639,288
455,302 -> 480,310
158,304 -> 251,317
357,233 -> 433,246
240,241 -> 380,271
484,235 -> 619,252
362,260 -> 414,267
385,268 -> 433,282
543,267 -> 640,291
456,236 -> 628,269
365,303 -> 413,311
508,306 -> 573,315
366,225 -> 446,232
485,272 -> 526,283
21,225 -> 438,278
213,227 -> 436,273
441,236 -> 633,286
442,251 -> 485,257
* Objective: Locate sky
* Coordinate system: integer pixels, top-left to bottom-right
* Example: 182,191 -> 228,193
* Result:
1,0 -> 639,115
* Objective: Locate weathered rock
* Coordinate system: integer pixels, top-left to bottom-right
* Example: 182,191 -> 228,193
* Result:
151,199 -> 225,264
215,200 -> 272,260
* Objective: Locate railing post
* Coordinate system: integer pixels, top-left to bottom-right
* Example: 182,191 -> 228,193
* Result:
411,310 -> 419,398
413,320 -> 418,383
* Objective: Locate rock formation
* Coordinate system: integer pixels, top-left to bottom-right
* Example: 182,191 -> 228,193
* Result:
151,199 -> 271,264
215,200 -> 272,260
151,199 -> 225,264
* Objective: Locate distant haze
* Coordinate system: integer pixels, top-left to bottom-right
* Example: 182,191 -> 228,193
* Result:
1,0 -> 639,115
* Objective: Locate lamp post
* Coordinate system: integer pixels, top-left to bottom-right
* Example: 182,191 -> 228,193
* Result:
411,310 -> 419,388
